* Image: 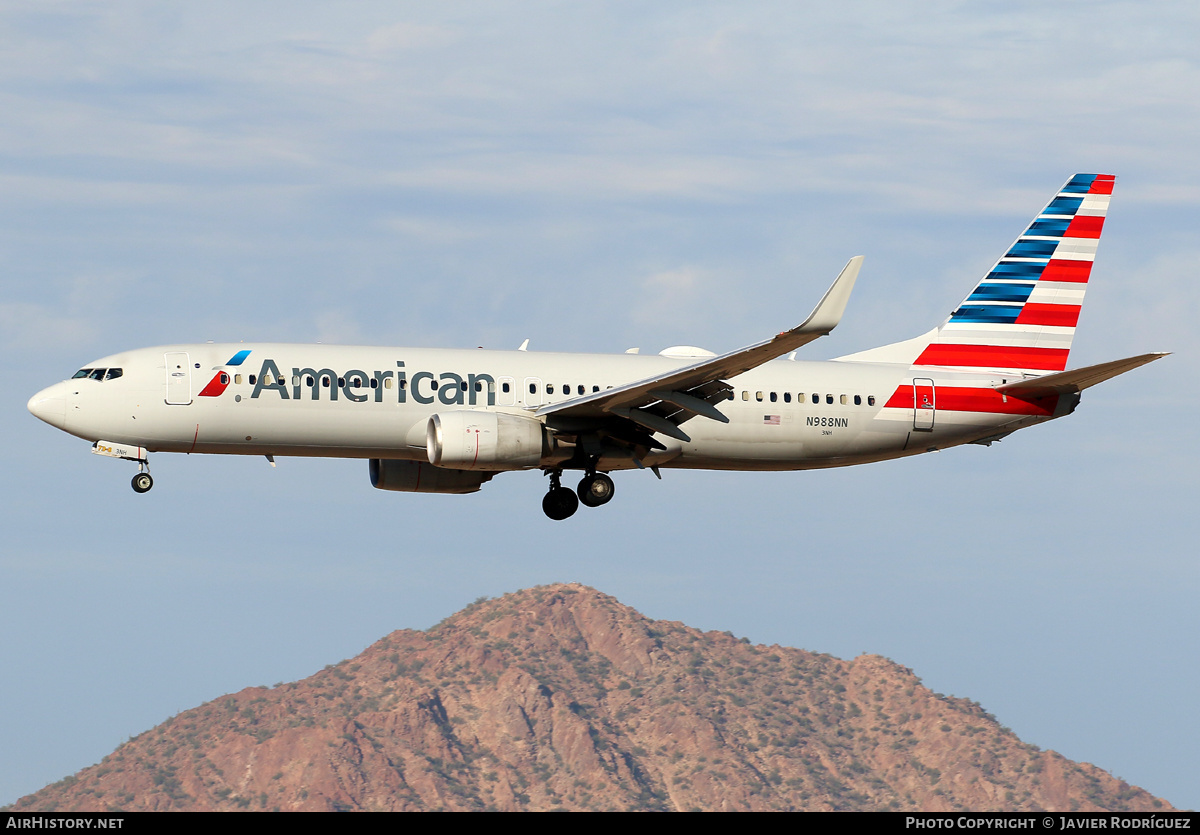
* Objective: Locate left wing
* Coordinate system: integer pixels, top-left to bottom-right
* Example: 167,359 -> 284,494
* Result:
536,256 -> 863,442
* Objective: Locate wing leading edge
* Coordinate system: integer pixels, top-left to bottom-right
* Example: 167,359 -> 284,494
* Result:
536,256 -> 863,442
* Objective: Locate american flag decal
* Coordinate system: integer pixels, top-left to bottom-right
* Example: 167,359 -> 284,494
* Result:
764,415 -> 780,425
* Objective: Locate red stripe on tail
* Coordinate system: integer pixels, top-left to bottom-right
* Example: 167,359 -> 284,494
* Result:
1040,260 -> 1093,283
914,344 -> 1069,371
1064,216 -> 1104,238
1015,303 -> 1081,328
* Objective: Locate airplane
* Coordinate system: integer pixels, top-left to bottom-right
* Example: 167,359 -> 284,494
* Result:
27,174 -> 1166,520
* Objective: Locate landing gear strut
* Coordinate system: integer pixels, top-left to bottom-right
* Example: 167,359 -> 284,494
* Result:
542,470 -> 579,520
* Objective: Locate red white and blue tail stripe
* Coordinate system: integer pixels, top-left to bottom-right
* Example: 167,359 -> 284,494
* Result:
913,174 -> 1114,374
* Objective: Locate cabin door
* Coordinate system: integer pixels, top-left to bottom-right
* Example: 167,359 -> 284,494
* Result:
913,378 -> 935,431
165,352 -> 192,405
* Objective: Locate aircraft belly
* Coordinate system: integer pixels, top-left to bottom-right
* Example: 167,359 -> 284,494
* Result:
131,399 -> 435,456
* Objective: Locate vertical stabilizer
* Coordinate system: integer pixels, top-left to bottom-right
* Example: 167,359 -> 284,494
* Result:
915,173 -> 1114,374
837,175 -> 1114,373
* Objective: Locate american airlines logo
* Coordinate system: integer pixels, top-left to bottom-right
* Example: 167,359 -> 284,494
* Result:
198,349 -> 252,398
249,358 -> 498,407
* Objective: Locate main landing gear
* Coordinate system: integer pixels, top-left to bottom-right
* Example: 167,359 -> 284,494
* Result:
542,469 -> 616,520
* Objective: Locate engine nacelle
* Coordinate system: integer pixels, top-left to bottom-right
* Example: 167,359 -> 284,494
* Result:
427,410 -> 545,470
369,459 -> 493,494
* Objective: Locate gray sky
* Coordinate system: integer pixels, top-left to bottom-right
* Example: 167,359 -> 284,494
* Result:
2,1 -> 1197,809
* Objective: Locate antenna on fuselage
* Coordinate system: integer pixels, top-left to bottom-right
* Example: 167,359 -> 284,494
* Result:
518,339 -> 529,351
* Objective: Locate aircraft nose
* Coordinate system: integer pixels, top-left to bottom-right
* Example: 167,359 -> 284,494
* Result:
27,386 -> 67,429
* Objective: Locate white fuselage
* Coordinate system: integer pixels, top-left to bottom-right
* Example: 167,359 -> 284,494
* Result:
28,343 -> 1068,474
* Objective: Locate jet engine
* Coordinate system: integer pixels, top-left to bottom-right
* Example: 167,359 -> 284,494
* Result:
369,458 -> 493,494
427,410 -> 546,470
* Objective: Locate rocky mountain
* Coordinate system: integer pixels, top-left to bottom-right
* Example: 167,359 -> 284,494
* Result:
10,583 -> 1173,812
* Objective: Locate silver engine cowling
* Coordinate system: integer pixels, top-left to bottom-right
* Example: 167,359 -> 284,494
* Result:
427,411 -> 546,470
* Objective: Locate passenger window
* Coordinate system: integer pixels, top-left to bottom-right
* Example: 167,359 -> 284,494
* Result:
384,378 -> 393,389
854,395 -> 861,405
811,393 -> 818,404
502,382 -> 511,393
219,373 -> 229,385
529,383 -> 537,394
460,381 -> 468,391
430,380 -> 438,390
370,378 -> 378,389
322,378 -> 330,388
756,391 -> 764,402
547,384 -> 555,394
399,379 -> 407,389
306,376 -> 314,386
784,392 -> 791,403
742,391 -> 749,401
249,374 -> 257,385
592,385 -> 599,392
105,368 -> 123,381
826,394 -> 833,404
840,394 -> 847,405
235,374 -> 243,385
769,392 -> 778,402
868,395 -> 876,406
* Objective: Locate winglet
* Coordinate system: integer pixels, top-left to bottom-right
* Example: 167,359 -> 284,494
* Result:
794,256 -> 862,337
535,256 -> 865,423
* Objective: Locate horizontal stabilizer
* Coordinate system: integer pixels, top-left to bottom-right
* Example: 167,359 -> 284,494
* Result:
996,353 -> 1168,399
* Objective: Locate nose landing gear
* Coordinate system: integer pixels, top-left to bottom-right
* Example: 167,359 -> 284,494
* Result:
129,457 -> 153,494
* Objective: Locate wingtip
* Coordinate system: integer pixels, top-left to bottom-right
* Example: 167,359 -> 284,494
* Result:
797,255 -> 862,335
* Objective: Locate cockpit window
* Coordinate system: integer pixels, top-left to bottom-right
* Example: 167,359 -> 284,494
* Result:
72,367 -> 122,381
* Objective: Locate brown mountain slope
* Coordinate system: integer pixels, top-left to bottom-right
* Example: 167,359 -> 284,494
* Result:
12,583 -> 1173,812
